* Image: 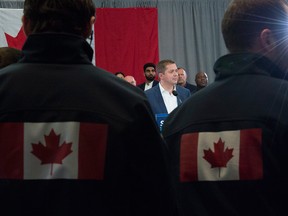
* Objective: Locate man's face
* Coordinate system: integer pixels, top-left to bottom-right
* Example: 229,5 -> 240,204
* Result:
177,68 -> 187,85
160,63 -> 178,86
195,72 -> 208,87
144,66 -> 156,81
124,76 -> 136,86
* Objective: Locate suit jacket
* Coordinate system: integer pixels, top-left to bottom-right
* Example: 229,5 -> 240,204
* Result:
145,84 -> 191,116
137,80 -> 159,91
183,82 -> 197,93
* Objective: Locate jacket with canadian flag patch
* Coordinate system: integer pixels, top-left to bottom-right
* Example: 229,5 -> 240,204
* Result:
163,53 -> 288,216
0,33 -> 177,216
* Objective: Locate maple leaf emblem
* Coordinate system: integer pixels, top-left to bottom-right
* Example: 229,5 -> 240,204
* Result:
203,138 -> 234,178
5,26 -> 26,50
31,129 -> 73,176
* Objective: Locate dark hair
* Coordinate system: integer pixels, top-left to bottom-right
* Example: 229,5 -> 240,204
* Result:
0,47 -> 22,69
222,0 -> 288,52
156,59 -> 175,74
115,71 -> 125,77
143,63 -> 156,72
23,0 -> 95,36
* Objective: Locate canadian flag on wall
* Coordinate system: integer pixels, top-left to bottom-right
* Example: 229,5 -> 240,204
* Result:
180,128 -> 263,182
0,8 -> 159,84
0,9 -> 25,49
0,122 -> 108,180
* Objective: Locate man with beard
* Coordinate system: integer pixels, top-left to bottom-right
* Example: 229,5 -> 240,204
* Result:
137,62 -> 159,91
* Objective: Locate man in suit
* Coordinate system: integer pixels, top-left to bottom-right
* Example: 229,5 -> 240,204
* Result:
177,67 -> 197,93
145,59 -> 191,116
137,62 -> 159,91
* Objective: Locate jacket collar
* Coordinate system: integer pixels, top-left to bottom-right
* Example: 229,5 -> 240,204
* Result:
20,32 -> 93,64
214,53 -> 288,81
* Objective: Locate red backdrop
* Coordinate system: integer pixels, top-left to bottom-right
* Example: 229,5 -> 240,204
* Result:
94,8 -> 159,84
2,8 -> 159,85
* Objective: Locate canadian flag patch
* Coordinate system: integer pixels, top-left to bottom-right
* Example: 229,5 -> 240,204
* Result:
0,122 -> 108,180
180,129 -> 263,182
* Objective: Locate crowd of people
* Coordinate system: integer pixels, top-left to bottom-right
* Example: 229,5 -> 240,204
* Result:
1,0 -> 288,215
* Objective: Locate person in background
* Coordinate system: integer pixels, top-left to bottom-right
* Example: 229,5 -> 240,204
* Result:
145,59 -> 191,116
192,71 -> 208,93
0,47 -> 22,69
137,62 -> 159,91
177,67 -> 197,93
0,0 -> 178,215
114,71 -> 125,79
162,0 -> 288,215
124,75 -> 137,86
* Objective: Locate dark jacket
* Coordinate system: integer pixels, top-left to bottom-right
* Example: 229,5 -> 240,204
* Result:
137,80 -> 159,90
182,82 -> 197,93
162,53 -> 288,216
0,33 -> 177,216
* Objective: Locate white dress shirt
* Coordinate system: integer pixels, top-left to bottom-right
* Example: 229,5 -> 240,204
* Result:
159,83 -> 178,114
144,81 -> 154,91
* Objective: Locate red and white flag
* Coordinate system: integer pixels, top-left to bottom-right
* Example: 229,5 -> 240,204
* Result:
0,9 -> 25,49
0,122 -> 108,180
180,128 -> 263,182
0,8 -> 159,83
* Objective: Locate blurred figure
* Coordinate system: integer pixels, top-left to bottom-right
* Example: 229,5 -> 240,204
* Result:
124,75 -> 137,86
114,71 -> 125,79
137,62 -> 159,91
177,67 -> 197,93
0,47 -> 22,69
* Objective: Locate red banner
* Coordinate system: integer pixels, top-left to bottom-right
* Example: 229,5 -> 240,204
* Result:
95,8 -> 159,84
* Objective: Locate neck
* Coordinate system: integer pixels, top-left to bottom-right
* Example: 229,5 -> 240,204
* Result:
160,81 -> 174,93
146,80 -> 153,84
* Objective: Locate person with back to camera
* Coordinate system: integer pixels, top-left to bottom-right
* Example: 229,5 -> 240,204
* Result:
0,1 -> 178,215
162,0 -> 288,216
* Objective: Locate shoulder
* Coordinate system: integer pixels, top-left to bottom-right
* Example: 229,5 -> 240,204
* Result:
145,84 -> 160,96
152,80 -> 159,85
177,85 -> 191,95
137,82 -> 145,88
186,82 -> 197,90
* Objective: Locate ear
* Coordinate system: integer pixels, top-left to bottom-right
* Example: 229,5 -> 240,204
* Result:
83,16 -> 96,38
259,28 -> 275,52
22,15 -> 30,36
90,16 -> 96,26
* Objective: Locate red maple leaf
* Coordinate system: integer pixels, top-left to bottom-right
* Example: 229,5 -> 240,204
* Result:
31,129 -> 73,176
5,26 -> 26,50
203,138 -> 234,178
